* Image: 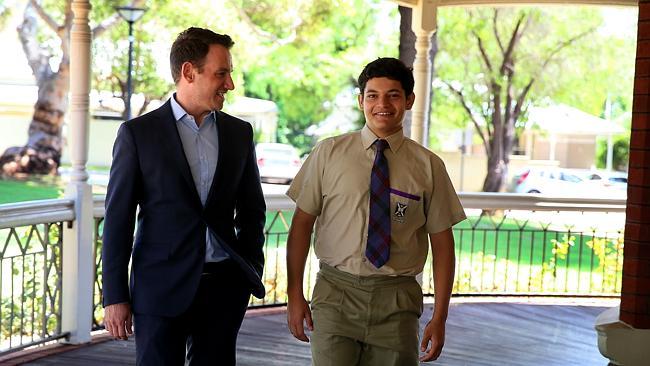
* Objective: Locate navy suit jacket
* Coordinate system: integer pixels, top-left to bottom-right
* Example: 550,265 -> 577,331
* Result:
102,100 -> 266,317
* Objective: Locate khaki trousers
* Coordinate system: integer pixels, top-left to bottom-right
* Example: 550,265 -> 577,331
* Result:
310,263 -> 423,366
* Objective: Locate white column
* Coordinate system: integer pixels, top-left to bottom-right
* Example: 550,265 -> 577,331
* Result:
549,133 -> 557,162
604,93 -> 614,170
62,0 -> 94,344
410,0 -> 437,146
606,134 -> 614,171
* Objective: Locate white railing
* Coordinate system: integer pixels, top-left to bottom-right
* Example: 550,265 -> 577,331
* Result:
458,192 -> 626,212
0,199 -> 75,229
1,193 -> 627,230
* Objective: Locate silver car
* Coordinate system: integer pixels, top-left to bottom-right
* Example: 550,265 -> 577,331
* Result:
255,143 -> 302,184
509,167 -> 586,196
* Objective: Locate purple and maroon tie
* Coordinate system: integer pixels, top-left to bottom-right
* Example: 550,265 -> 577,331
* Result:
366,139 -> 391,268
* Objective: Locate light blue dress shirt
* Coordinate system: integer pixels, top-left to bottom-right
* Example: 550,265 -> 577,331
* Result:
170,95 -> 229,262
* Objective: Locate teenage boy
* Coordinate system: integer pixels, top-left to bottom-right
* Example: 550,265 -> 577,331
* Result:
285,57 -> 466,365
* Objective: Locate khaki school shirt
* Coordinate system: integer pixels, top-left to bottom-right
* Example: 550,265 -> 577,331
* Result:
286,125 -> 466,276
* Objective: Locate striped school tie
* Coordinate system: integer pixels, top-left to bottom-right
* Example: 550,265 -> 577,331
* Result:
366,139 -> 390,268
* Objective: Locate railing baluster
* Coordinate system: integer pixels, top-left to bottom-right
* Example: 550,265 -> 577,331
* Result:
505,230 -> 511,293
469,227 -> 476,291
20,251 -> 26,346
563,230 -> 569,293
514,229 -> 522,292
577,232 -> 584,292
31,252 -> 36,343
455,229 -> 463,292
10,256 -> 15,348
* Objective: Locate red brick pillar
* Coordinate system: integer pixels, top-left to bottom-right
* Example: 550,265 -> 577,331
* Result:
621,0 -> 650,329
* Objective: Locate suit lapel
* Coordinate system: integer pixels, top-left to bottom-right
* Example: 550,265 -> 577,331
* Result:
157,101 -> 203,208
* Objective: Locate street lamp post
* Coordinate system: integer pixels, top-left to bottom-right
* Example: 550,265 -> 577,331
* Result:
116,6 -> 146,121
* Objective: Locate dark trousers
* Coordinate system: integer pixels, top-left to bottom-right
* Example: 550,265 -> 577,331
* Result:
134,260 -> 252,366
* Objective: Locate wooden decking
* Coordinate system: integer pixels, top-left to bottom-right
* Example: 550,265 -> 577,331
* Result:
18,300 -> 611,365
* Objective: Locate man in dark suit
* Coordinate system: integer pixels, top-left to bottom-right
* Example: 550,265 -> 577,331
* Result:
102,27 -> 266,366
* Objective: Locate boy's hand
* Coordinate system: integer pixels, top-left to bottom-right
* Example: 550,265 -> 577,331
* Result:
420,318 -> 445,362
287,296 -> 313,342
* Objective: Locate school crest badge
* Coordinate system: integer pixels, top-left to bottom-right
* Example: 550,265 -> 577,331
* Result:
393,202 -> 407,222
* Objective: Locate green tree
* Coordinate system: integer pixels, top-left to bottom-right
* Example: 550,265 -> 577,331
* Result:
229,0 -> 386,153
92,8 -> 173,120
1,0 -> 390,172
0,1 -> 12,29
596,135 -> 629,171
434,7 -> 604,192
0,0 -> 146,176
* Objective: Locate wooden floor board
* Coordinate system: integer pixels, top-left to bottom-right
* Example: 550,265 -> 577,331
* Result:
22,302 -> 610,365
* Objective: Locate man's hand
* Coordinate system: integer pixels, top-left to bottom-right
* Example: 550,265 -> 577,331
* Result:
104,303 -> 133,340
287,296 -> 313,342
419,318 -> 445,362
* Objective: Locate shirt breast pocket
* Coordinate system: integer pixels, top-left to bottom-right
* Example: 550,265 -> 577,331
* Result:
389,188 -> 424,226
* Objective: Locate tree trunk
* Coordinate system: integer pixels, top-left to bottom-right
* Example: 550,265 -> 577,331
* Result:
483,155 -> 507,192
0,4 -> 69,176
398,6 -> 437,143
482,111 -> 515,192
399,7 -> 416,65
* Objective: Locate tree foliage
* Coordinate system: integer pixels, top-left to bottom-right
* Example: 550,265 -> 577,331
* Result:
0,1 -> 12,30
2,0 -> 393,173
229,0 -> 388,153
432,6 -> 635,191
92,1 -> 173,119
596,135 -> 629,171
0,0 -> 143,176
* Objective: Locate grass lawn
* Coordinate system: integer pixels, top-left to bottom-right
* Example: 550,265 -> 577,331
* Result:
0,174 -> 111,205
0,177 -> 64,204
264,213 -> 620,273
453,217 -> 617,274
261,211 -> 622,295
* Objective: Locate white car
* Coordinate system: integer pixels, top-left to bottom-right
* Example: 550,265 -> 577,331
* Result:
579,170 -> 628,198
509,167 -> 589,196
255,143 -> 302,184
582,170 -> 628,190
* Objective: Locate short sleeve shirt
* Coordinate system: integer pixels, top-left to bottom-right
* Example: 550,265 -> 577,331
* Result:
286,125 -> 466,276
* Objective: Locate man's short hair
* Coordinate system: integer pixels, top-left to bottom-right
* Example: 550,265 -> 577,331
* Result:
170,27 -> 234,84
357,57 -> 414,96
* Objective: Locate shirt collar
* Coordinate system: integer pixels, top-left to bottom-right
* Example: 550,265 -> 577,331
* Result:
170,93 -> 216,125
361,124 -> 405,152
170,93 -> 187,122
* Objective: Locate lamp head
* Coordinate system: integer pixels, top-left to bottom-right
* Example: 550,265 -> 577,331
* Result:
116,6 -> 146,23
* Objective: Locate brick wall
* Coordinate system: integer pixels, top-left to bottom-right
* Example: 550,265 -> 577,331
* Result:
621,0 -> 650,329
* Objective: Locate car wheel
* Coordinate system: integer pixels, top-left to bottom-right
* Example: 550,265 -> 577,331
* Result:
528,189 -> 540,194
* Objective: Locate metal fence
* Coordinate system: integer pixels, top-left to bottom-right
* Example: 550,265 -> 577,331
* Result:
246,194 -> 626,306
0,199 -> 74,354
1,193 -> 626,353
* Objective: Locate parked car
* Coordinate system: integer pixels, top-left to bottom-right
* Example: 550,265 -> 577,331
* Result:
255,143 -> 301,184
582,170 -> 628,191
509,167 -> 588,196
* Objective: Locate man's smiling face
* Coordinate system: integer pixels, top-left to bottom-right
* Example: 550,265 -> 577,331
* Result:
358,77 -> 414,138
